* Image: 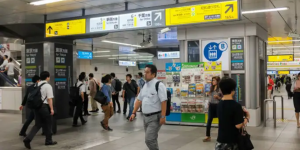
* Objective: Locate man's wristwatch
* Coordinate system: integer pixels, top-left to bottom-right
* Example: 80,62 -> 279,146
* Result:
161,116 -> 166,119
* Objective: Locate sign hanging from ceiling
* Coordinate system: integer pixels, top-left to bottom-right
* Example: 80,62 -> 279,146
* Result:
268,37 -> 293,45
157,51 -> 180,59
45,19 -> 86,37
268,55 -> 294,62
278,71 -> 289,75
165,0 -> 239,26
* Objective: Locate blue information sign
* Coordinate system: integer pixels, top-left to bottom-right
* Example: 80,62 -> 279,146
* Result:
77,51 -> 93,59
165,63 -> 181,72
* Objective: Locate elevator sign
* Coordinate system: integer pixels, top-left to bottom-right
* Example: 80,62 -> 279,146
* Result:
45,19 -> 86,37
165,0 -> 239,26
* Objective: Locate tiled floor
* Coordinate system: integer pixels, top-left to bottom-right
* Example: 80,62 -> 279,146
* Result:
0,89 -> 300,150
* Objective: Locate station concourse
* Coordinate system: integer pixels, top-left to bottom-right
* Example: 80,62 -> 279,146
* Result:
0,0 -> 299,150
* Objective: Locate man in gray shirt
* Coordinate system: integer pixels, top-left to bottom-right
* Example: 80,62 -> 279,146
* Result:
130,64 -> 167,150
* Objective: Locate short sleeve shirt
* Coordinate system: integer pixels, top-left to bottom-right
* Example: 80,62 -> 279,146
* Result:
77,81 -> 86,96
217,100 -> 244,143
6,62 -> 14,75
38,81 -> 54,104
137,78 -> 167,114
123,81 -> 137,98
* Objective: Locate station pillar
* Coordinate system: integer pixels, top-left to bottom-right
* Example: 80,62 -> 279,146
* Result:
22,38 -> 76,127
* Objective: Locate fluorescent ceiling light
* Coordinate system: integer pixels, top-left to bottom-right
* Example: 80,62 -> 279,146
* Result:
242,7 -> 288,14
30,0 -> 64,5
268,40 -> 300,43
93,51 -> 110,53
101,40 -> 141,48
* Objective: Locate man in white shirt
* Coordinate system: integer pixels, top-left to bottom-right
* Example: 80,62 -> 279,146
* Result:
130,64 -> 167,150
0,55 -> 8,71
23,71 -> 57,149
1,58 -> 14,81
73,74 -> 87,127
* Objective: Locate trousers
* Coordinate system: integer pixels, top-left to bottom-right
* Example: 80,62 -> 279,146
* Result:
83,92 -> 89,115
20,109 -> 35,135
90,96 -> 98,110
101,104 -> 114,127
206,103 -> 218,137
73,99 -> 85,125
112,94 -> 120,112
26,104 -> 53,143
144,113 -> 162,150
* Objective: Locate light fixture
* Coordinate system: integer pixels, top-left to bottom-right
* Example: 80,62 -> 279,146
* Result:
93,51 -> 110,53
101,40 -> 142,48
242,7 -> 288,14
29,0 -> 64,5
267,46 -> 300,49
268,40 -> 300,43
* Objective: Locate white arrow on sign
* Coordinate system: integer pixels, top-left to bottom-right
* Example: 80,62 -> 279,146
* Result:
154,12 -> 162,21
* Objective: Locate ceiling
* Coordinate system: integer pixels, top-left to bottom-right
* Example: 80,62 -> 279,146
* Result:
1,0 -> 300,59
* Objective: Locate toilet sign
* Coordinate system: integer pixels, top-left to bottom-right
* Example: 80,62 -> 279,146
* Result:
202,39 -> 229,70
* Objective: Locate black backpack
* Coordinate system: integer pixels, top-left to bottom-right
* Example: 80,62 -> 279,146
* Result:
27,83 -> 47,109
155,81 -> 171,116
94,85 -> 108,105
115,79 -> 122,91
69,83 -> 83,106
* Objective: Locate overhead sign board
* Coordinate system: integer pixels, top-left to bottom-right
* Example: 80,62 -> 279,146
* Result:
157,51 -> 180,59
165,0 -> 239,26
89,9 -> 165,33
268,55 -> 294,62
278,71 -> 289,75
119,60 -> 136,66
77,51 -> 93,59
267,71 -> 276,74
46,19 -> 86,37
268,37 -> 293,45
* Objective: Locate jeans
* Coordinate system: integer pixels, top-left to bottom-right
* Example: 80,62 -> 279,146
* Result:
26,104 -> 53,143
206,103 -> 218,137
20,109 -> 35,135
127,97 -> 135,118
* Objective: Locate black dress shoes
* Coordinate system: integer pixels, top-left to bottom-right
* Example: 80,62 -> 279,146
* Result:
23,138 -> 31,149
45,141 -> 58,146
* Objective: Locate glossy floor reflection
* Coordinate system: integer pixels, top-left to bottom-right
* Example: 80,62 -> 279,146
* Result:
0,90 -> 299,150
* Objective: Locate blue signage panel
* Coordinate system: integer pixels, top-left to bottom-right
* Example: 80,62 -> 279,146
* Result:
165,62 -> 181,72
203,41 -> 228,62
77,51 -> 93,59
290,71 -> 300,74
267,71 -> 277,74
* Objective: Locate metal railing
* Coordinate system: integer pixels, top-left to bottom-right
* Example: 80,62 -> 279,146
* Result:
264,99 -> 276,128
273,95 -> 284,120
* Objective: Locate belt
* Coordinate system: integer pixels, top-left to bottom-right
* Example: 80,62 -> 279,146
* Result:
144,111 -> 161,117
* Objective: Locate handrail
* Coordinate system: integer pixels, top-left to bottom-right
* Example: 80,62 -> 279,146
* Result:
273,95 -> 284,120
264,99 -> 276,128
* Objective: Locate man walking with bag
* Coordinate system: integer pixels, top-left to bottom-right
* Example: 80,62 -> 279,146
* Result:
130,64 -> 168,150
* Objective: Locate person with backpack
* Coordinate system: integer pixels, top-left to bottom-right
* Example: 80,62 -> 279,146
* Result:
80,72 -> 91,116
110,73 -> 121,113
129,64 -> 168,150
72,74 -> 87,127
19,75 -> 40,137
137,72 -> 145,112
23,71 -> 57,149
100,74 -> 114,131
89,73 -> 99,112
122,74 -> 138,120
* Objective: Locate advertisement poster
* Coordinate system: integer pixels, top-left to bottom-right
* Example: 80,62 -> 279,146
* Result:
25,43 -> 44,87
157,70 -> 166,79
231,38 -> 245,70
231,74 -> 245,106
202,39 -> 229,70
204,71 -> 222,83
54,43 -> 73,119
204,62 -> 222,71
165,62 -> 181,72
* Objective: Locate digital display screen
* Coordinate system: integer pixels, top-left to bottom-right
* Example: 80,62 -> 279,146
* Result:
77,51 -> 93,59
119,60 -> 136,66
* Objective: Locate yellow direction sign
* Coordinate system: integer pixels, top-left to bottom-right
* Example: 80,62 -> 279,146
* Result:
268,55 -> 294,62
268,37 -> 293,45
278,71 -> 289,75
165,0 -> 239,26
45,19 -> 86,37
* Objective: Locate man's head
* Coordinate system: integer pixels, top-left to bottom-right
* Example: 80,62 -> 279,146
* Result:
138,72 -> 143,79
8,58 -> 12,62
80,72 -> 86,78
79,74 -> 85,81
101,74 -> 112,84
110,73 -> 116,78
40,71 -> 50,82
89,73 -> 94,80
126,74 -> 132,82
219,77 -> 236,97
3,55 -> 8,60
144,64 -> 157,81
32,75 -> 40,83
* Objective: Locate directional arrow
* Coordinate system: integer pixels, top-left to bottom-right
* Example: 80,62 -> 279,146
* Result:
47,26 -> 53,34
225,4 -> 234,13
154,12 -> 162,21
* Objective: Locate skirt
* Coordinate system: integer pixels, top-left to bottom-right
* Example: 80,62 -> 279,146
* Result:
293,92 -> 300,112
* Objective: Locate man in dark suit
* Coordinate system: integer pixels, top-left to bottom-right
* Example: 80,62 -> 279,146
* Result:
19,75 -> 40,137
